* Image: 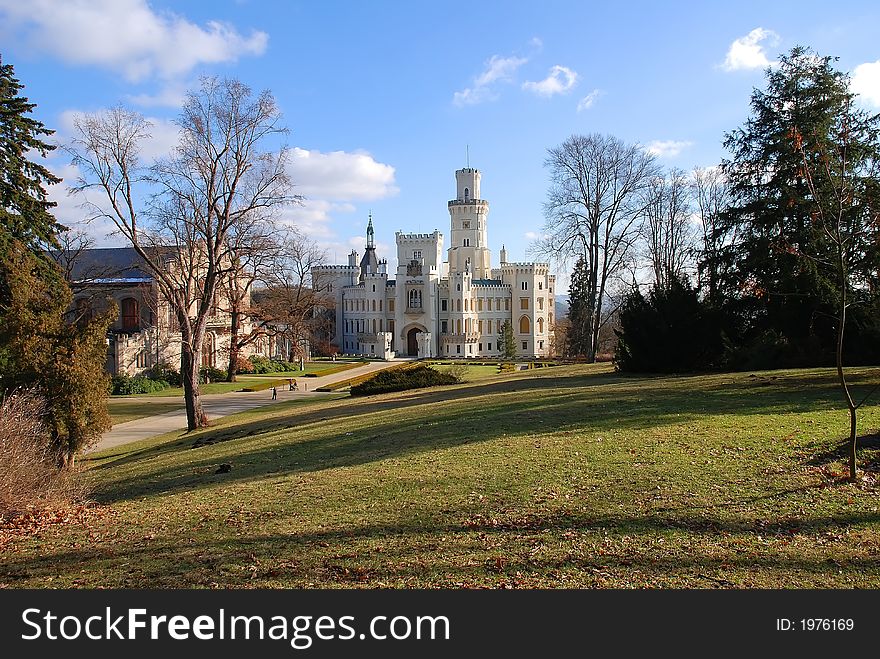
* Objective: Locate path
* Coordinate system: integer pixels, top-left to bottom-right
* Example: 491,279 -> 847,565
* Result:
93,359 -> 407,453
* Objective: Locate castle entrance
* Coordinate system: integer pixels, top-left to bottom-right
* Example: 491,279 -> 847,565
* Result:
406,328 -> 420,356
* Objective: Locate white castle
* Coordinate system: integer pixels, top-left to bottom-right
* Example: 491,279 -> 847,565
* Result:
312,166 -> 555,359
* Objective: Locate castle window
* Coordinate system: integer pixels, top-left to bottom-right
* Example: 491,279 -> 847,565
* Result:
477,298 -> 483,311
121,297 -> 139,331
505,299 -> 510,311
539,340 -> 544,350
456,299 -> 461,312
538,282 -> 543,290
538,298 -> 544,310
479,343 -> 482,351
496,320 -> 501,333
463,238 -> 470,247
457,344 -> 461,354
389,300 -> 395,312
464,188 -> 469,201
413,250 -> 422,259
462,221 -> 470,229
372,285 -> 376,292
372,300 -> 376,311
456,319 -> 461,334
441,320 -> 448,333
522,341 -> 528,350
496,298 -> 501,311
520,298 -> 529,310
488,342 -> 493,351
441,299 -> 447,311
136,351 -> 149,368
478,320 -> 483,333
538,317 -> 544,333
379,300 -> 383,311
457,284 -> 461,292
519,316 -> 530,334
549,313 -> 553,325
521,281 -> 528,290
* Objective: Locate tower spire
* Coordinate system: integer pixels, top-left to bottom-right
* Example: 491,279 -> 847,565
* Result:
466,144 -> 469,169
366,212 -> 374,249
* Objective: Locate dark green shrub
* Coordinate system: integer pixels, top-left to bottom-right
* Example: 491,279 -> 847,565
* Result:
149,362 -> 181,387
350,365 -> 459,396
199,366 -> 227,383
111,374 -> 169,395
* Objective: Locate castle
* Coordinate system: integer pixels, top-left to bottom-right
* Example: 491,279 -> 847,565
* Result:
312,167 -> 556,359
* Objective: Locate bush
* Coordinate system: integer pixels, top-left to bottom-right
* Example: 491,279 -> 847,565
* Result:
149,362 -> 181,387
0,391 -> 86,517
614,277 -> 726,373
110,374 -> 170,395
350,364 -> 459,396
199,366 -> 227,383
240,356 -> 297,374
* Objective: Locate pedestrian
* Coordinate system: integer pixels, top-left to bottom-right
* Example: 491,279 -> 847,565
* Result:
271,386 -> 277,400
288,378 -> 294,391
292,378 -> 298,391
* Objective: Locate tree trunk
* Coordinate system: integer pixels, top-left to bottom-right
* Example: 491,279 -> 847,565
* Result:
835,255 -> 858,481
226,308 -> 241,382
180,329 -> 208,431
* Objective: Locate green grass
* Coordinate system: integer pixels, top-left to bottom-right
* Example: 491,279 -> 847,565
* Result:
107,399 -> 184,425
4,365 -> 880,589
430,364 -> 502,382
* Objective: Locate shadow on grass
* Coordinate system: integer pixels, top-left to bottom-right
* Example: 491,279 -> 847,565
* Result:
806,432 -> 880,472
87,367 -> 879,504
3,506 -> 878,587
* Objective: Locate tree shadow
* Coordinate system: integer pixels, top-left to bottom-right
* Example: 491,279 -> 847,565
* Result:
87,368 -> 880,503
805,432 -> 880,471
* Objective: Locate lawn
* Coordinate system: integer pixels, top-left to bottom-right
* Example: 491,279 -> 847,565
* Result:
430,363 -> 503,381
107,399 -> 184,425
3,365 -> 880,588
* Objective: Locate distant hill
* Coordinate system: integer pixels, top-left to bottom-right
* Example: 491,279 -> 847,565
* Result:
555,295 -> 570,319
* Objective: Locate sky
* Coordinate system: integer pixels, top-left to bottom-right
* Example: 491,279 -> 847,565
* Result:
3,0 -> 880,292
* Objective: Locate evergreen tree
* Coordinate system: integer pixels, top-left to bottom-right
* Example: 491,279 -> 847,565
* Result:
0,57 -> 111,467
720,46 -> 880,365
0,56 -> 63,263
499,320 -> 516,359
566,256 -> 591,357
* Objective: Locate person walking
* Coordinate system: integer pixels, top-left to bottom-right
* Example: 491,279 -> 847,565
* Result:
271,386 -> 277,400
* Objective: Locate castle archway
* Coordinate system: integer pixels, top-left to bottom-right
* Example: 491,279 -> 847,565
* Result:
406,327 -> 420,356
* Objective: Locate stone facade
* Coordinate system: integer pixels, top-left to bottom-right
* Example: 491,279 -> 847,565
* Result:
313,167 -> 556,358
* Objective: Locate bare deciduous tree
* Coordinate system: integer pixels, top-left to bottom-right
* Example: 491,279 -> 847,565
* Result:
641,168 -> 695,290
793,106 -> 880,481
68,77 -> 293,430
691,166 -> 734,303
532,133 -> 658,362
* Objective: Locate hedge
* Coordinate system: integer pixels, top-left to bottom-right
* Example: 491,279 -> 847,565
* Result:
350,364 -> 459,396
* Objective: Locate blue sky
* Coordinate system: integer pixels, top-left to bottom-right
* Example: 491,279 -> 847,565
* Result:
3,0 -> 880,291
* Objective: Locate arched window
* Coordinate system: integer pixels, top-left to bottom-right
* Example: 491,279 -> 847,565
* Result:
519,315 -> 530,334
456,299 -> 461,312
464,187 -> 469,201
202,333 -> 216,367
121,297 -> 139,331
537,317 -> 544,333
371,299 -> 376,311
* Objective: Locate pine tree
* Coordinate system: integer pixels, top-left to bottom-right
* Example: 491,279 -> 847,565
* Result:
0,56 -> 63,262
566,256 -> 591,357
499,320 -> 516,359
720,46 -> 880,364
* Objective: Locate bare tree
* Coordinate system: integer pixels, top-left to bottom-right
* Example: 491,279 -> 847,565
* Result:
641,168 -> 695,290
68,77 -> 293,430
532,133 -> 658,362
792,106 -> 880,481
255,231 -> 329,361
691,166 -> 734,303
219,220 -> 287,381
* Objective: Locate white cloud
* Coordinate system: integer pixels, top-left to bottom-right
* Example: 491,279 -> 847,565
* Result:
127,82 -> 188,108
453,54 -> 528,106
0,0 -> 267,82
529,37 -> 543,50
288,148 -> 398,201
645,140 -> 694,158
852,60 -> 880,107
278,199 -> 355,241
577,89 -> 603,112
523,65 -> 579,97
721,28 -> 779,72
524,231 -> 548,241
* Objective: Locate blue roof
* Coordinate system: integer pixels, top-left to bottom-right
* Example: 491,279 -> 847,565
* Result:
472,279 -> 503,286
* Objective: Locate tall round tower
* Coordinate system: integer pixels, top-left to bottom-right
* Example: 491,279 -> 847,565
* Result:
447,167 -> 491,279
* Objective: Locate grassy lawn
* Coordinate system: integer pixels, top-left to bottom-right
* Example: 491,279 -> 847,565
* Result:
430,363 -> 503,382
107,399 -> 185,425
4,364 -> 880,588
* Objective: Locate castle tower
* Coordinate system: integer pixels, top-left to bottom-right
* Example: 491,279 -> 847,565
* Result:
447,167 -> 491,279
358,214 -> 379,282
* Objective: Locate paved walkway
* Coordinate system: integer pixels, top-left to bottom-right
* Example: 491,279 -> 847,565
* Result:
93,359 -> 407,453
